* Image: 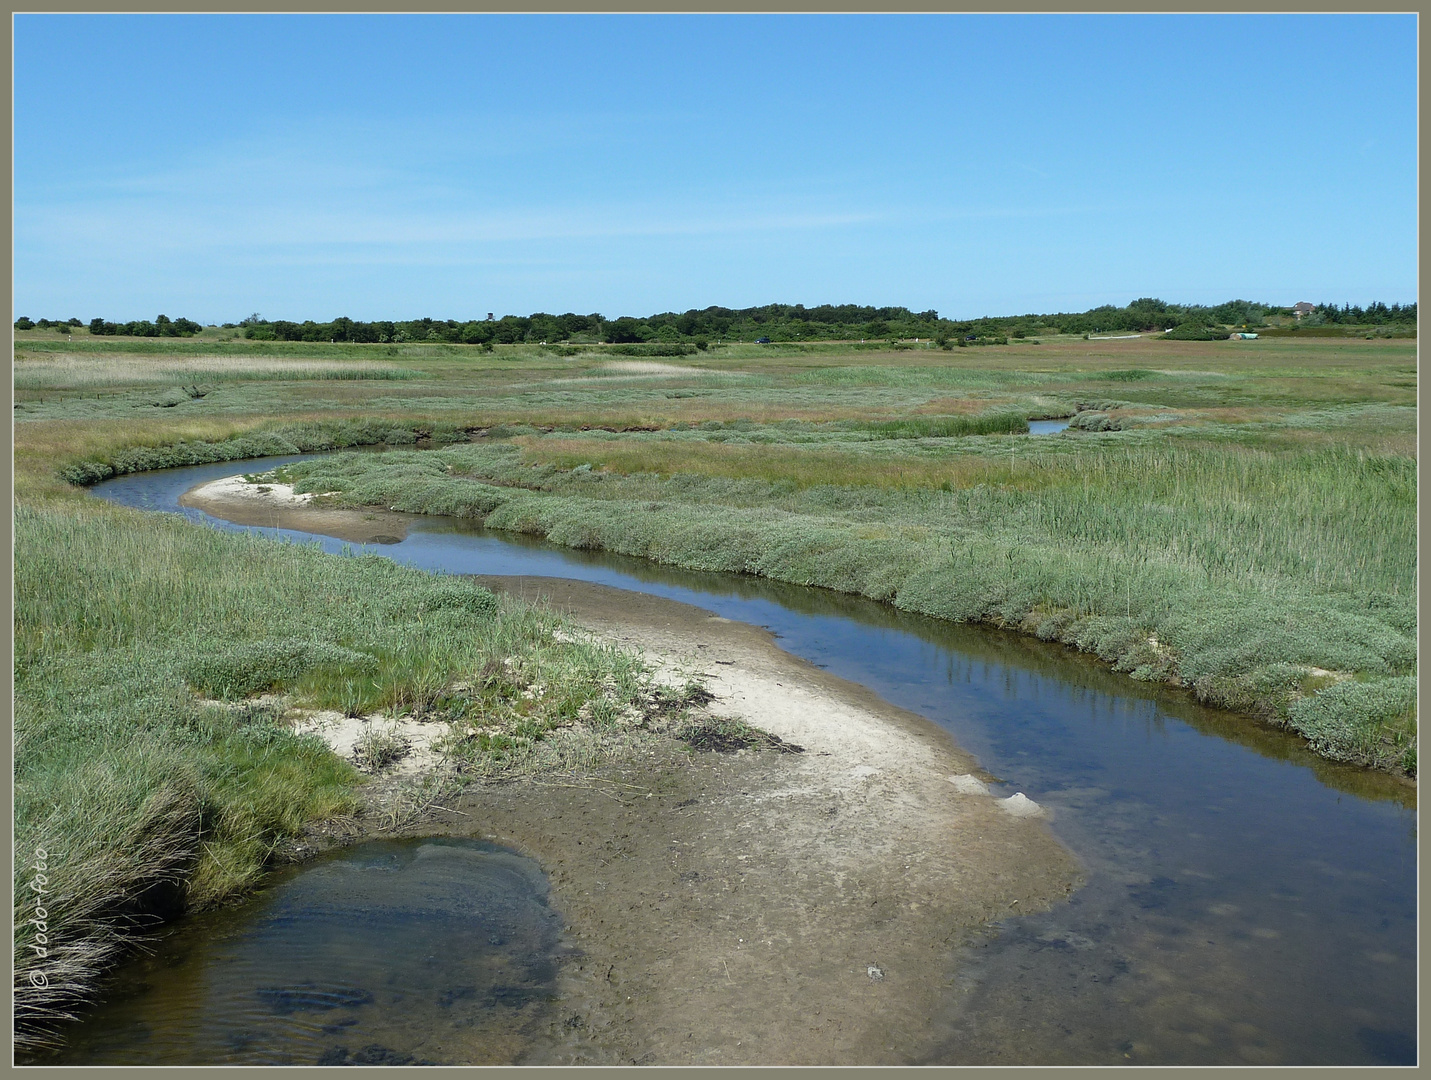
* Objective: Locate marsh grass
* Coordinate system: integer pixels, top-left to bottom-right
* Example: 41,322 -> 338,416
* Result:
12,496 -> 661,1049
13,355 -> 423,390
287,436 -> 1415,604
858,412 -> 1030,438
52,416 -> 470,487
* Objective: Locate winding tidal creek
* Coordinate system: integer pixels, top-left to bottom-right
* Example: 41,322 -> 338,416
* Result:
72,454 -> 1416,1066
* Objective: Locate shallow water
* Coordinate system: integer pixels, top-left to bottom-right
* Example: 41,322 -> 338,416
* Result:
87,456 -> 1418,1066
1028,418 -> 1072,434
29,839 -> 563,1066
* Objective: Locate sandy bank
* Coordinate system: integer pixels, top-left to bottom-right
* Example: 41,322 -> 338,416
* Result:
179,475 -> 413,545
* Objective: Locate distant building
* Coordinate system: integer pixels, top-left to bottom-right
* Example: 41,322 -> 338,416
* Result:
1292,302 -> 1316,318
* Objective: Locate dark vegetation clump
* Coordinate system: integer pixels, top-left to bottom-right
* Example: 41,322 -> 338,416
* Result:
676,716 -> 805,754
184,640 -> 376,700
1165,322 -> 1229,341
1099,369 -> 1155,381
1285,676 -> 1417,773
351,726 -> 410,773
603,343 -> 700,357
58,418 -> 473,487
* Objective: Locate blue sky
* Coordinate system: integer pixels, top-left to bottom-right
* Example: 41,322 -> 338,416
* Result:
13,13 -> 1417,323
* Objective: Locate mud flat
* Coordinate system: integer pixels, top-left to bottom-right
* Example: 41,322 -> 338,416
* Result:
418,578 -> 1080,1066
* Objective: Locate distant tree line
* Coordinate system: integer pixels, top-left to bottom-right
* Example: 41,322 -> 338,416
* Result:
233,312 -> 596,346
88,314 -> 205,337
14,314 -> 206,336
230,298 -> 1416,346
13,317 -> 82,332
14,298 -> 1416,343
1305,301 -> 1416,326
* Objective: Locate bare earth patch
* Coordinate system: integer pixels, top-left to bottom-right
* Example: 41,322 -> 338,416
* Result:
546,360 -> 750,384
180,476 -> 413,545
290,710 -> 447,778
599,360 -> 709,375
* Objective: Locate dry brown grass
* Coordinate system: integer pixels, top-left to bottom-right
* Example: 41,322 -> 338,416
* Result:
912,396 -> 1023,416
511,435 -> 1034,491
497,401 -> 982,427
15,418 -> 263,499
13,354 -> 416,389
1179,406 -> 1286,424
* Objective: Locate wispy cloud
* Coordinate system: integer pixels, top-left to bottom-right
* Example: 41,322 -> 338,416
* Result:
17,139 -> 899,256
20,201 -> 886,253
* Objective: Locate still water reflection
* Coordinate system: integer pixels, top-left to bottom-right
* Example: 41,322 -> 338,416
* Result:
33,839 -> 562,1066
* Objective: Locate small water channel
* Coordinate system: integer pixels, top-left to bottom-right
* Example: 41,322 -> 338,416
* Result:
84,455 -> 1417,1066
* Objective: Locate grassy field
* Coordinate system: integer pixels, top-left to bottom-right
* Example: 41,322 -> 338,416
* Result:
13,330 -> 1416,1041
